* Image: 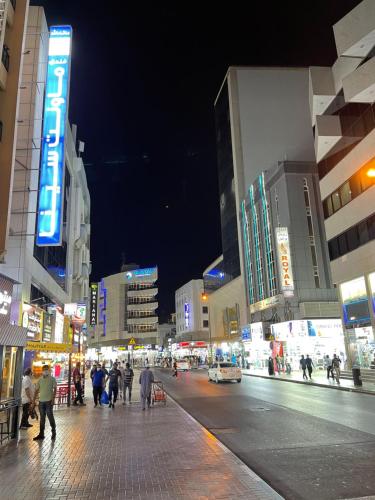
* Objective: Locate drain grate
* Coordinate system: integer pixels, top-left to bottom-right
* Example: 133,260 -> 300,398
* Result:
209,427 -> 239,434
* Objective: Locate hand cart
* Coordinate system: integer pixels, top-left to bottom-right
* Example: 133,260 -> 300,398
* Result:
151,381 -> 167,406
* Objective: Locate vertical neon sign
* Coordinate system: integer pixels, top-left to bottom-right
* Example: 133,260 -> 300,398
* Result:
36,26 -> 72,246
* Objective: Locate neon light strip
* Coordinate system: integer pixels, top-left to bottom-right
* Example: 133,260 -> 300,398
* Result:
241,200 -> 255,304
259,173 -> 276,296
249,185 -> 264,301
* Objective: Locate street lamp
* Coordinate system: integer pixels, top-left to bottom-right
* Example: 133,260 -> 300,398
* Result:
366,167 -> 375,178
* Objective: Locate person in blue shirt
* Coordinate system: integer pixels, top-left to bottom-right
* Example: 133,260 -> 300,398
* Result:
92,364 -> 106,407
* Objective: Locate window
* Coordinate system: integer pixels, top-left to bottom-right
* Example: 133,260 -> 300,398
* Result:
203,320 -> 209,328
332,192 -> 341,212
202,306 -> 208,314
328,212 -> 375,260
339,181 -> 352,206
323,197 -> 333,218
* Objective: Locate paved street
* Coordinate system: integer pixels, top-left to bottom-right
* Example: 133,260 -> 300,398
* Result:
155,368 -> 375,500
0,376 -> 280,500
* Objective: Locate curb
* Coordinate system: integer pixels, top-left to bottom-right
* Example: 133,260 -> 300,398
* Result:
164,384 -> 284,500
243,372 -> 375,395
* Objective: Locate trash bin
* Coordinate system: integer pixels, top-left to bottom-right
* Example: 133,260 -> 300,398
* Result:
352,367 -> 362,387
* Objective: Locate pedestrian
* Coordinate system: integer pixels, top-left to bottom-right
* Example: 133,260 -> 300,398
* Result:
90,363 -> 97,381
33,365 -> 57,441
300,355 -> 308,380
92,363 -> 106,407
139,365 -> 154,410
72,362 -> 86,406
268,357 -> 274,376
107,362 -> 121,408
118,361 -> 125,399
305,355 -> 314,380
20,367 -> 35,430
122,362 -> 134,404
324,355 -> 333,379
172,360 -> 178,377
332,353 -> 342,383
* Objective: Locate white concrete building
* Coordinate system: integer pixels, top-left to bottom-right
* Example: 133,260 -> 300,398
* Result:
0,7 -> 91,327
309,0 -> 375,367
175,279 -> 209,341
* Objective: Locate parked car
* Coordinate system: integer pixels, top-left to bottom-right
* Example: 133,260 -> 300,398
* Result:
208,362 -> 242,383
176,359 -> 190,371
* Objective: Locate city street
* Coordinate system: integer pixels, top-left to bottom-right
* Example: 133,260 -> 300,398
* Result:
155,368 -> 375,500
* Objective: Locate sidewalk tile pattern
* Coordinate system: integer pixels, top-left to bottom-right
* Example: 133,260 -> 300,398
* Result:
0,380 -> 282,500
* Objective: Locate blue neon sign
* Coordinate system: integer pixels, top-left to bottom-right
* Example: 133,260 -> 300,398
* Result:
125,267 -> 157,280
36,26 -> 72,246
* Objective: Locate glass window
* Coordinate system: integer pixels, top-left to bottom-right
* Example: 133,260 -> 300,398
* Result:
332,192 -> 341,212
338,233 -> 348,255
328,238 -> 339,260
339,181 -> 352,206
307,216 -> 314,236
350,173 -> 362,198
303,190 -> 310,208
202,306 -> 208,314
311,246 -> 318,267
203,320 -> 209,328
347,226 -> 359,252
1,347 -> 18,400
358,221 -> 370,245
368,214 -> 375,240
323,197 -> 334,218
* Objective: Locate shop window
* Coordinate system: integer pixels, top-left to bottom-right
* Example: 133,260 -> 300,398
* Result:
339,181 -> 352,207
1,347 -> 18,400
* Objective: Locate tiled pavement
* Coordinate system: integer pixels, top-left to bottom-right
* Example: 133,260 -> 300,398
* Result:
0,374 -> 282,500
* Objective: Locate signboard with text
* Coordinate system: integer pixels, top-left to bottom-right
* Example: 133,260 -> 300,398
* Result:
275,227 -> 294,294
90,283 -> 98,326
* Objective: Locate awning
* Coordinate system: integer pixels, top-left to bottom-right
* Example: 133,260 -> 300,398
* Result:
0,324 -> 28,347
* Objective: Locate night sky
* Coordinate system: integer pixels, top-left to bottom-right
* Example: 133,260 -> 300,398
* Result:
32,0 -> 361,320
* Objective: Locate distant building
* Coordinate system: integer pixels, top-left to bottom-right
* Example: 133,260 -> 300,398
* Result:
89,266 -> 159,365
309,0 -> 375,367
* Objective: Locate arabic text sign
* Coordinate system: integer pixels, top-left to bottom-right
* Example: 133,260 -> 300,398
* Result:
275,227 -> 294,293
25,341 -> 73,353
36,26 -> 72,246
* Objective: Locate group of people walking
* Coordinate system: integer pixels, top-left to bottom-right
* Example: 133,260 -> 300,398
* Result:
300,354 -> 342,383
90,361 -> 135,408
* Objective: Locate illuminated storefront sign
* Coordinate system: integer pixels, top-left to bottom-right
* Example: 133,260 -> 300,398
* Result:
53,309 -> 64,343
271,319 -> 343,341
22,304 -> 43,340
249,294 -> 283,314
250,322 -> 264,342
184,303 -> 190,328
0,290 -> 11,315
42,312 -> 53,342
241,325 -> 251,341
90,283 -> 98,326
36,26 -> 72,246
340,276 -> 370,327
125,267 -> 158,282
275,227 -> 294,294
25,341 -> 72,353
64,303 -> 77,316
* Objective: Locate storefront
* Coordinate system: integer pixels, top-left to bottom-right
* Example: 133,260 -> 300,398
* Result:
340,275 -> 375,367
171,341 -> 208,367
270,319 -> 346,371
241,323 -> 271,370
0,274 -> 28,444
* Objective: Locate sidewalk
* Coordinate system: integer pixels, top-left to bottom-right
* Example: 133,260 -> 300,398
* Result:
242,368 -> 375,394
0,373 -> 282,500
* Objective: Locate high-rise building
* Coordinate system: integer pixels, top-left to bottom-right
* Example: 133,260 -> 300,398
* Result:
0,0 -> 29,261
89,266 -> 159,365
309,0 -> 375,367
205,67 -> 317,358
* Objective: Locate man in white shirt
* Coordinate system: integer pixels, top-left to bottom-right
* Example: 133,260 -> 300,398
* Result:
20,367 -> 35,429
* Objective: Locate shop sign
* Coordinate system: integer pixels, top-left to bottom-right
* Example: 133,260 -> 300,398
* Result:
25,341 -> 73,353
271,320 -> 308,341
42,312 -> 53,342
250,322 -> 264,342
271,319 -> 343,341
53,309 -> 64,343
0,290 -> 11,316
184,303 -> 190,328
36,26 -> 72,246
90,283 -> 98,326
125,267 -> 158,282
64,303 -> 77,316
275,227 -> 294,293
249,294 -> 283,314
22,305 -> 43,340
241,325 -> 251,341
75,303 -> 86,322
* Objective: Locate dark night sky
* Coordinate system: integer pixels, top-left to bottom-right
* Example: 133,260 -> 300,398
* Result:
32,0 -> 361,320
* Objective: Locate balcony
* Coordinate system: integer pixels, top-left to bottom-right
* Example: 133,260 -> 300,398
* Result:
127,301 -> 158,311
127,288 -> 158,298
315,114 -> 362,162
343,57 -> 375,103
127,317 -> 158,326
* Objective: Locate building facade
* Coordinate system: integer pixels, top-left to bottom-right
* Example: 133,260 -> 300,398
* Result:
89,266 -> 159,365
206,67 -> 317,358
240,161 -> 341,370
0,0 -> 28,261
310,0 -> 375,367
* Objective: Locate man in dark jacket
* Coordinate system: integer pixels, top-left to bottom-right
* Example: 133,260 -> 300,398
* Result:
300,355 -> 308,380
92,364 -> 106,407
106,362 -> 121,408
305,355 -> 314,380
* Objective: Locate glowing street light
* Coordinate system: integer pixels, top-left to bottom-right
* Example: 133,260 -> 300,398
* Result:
366,167 -> 375,178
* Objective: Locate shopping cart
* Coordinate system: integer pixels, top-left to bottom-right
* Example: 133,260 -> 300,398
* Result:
151,381 -> 167,406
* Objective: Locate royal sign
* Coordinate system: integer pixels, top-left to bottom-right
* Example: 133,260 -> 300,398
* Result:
275,227 -> 294,294
36,26 -> 72,246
